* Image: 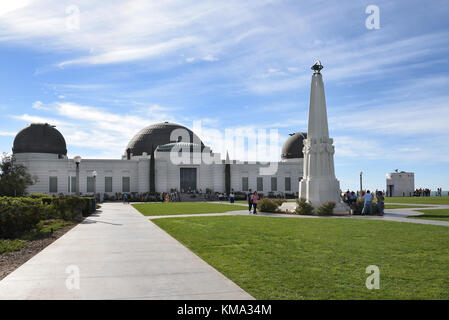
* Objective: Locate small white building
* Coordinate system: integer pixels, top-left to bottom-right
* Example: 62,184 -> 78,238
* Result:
12,122 -> 306,199
386,171 -> 414,197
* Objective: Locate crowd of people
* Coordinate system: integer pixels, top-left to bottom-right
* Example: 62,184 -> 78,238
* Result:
342,189 -> 385,216
413,188 -> 431,197
161,189 -> 181,202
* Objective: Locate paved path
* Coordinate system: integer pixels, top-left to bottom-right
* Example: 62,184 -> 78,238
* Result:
0,203 -> 253,300
189,201 -> 449,227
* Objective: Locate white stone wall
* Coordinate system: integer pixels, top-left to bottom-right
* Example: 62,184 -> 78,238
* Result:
386,172 -> 415,197
16,152 -> 303,196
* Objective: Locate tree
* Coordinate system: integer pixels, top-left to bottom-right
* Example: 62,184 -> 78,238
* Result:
0,153 -> 35,196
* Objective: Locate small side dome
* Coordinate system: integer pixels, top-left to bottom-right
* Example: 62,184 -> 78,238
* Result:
281,132 -> 307,160
13,123 -> 67,156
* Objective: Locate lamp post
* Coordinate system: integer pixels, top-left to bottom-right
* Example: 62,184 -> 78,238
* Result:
360,171 -> 363,198
74,156 -> 81,196
92,170 -> 97,200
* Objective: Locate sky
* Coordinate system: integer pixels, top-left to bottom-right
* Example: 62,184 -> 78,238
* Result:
0,0 -> 449,192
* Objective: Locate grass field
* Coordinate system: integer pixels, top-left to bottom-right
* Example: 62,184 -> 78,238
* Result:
153,216 -> 449,299
386,196 -> 449,205
132,202 -> 245,216
413,209 -> 449,221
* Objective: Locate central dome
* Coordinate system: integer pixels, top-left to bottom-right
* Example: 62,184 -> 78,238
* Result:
126,122 -> 204,156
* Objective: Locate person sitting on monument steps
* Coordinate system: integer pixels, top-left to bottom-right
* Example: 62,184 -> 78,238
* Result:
251,191 -> 259,215
247,188 -> 253,214
362,190 -> 373,215
376,191 -> 385,216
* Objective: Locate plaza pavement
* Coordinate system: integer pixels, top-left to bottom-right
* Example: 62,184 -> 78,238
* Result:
0,202 -> 253,300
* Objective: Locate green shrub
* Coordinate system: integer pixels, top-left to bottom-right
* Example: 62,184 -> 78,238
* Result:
316,202 -> 336,216
29,193 -> 50,199
81,197 -> 96,217
0,195 -> 93,239
273,199 -> 287,207
295,198 -> 314,215
50,195 -> 85,220
0,239 -> 27,254
0,197 -> 45,238
259,198 -> 279,212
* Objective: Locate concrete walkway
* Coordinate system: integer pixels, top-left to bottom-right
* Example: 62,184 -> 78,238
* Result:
205,201 -> 449,227
0,203 -> 253,300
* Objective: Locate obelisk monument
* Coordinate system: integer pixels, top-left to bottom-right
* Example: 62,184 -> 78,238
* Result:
299,61 -> 349,213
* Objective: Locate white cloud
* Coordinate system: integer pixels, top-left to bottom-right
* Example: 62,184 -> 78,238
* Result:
0,131 -> 16,136
11,101 -> 178,157
0,0 -> 32,16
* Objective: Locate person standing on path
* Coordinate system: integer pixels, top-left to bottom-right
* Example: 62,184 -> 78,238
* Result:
251,191 -> 259,215
229,189 -> 235,204
376,191 -> 384,216
362,190 -> 373,215
247,189 -> 253,214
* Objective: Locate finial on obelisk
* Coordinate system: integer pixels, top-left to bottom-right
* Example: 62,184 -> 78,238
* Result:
311,60 -> 323,73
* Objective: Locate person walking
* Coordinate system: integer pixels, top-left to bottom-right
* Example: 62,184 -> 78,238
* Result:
251,191 -> 259,215
229,189 -> 235,204
362,190 -> 373,215
247,189 -> 253,214
376,191 -> 385,216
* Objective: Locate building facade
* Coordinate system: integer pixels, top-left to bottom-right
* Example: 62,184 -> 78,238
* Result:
386,171 -> 415,197
12,122 -> 306,198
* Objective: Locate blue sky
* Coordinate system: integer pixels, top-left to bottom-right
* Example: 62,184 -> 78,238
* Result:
0,0 -> 449,192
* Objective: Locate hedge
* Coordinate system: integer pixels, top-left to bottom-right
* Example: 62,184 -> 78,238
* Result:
0,195 -> 96,239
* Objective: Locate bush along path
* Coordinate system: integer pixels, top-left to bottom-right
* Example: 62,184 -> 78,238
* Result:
0,195 -> 97,280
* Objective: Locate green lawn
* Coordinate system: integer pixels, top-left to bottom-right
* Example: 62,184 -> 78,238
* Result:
153,216 -> 449,299
386,196 -> 449,205
0,219 -> 73,255
132,202 -> 246,216
413,209 -> 449,221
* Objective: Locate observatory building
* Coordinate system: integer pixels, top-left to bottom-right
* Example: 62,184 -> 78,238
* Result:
12,122 -> 305,198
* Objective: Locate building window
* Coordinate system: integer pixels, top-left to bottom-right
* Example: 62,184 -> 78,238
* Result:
242,177 -> 249,191
285,177 -> 291,192
105,177 -> 113,193
257,177 -> 263,191
271,177 -> 277,192
122,177 -> 130,193
87,176 -> 94,193
68,176 -> 76,193
49,176 -> 58,193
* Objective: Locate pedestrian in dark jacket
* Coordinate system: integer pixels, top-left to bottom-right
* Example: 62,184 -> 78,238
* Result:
247,189 -> 253,214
